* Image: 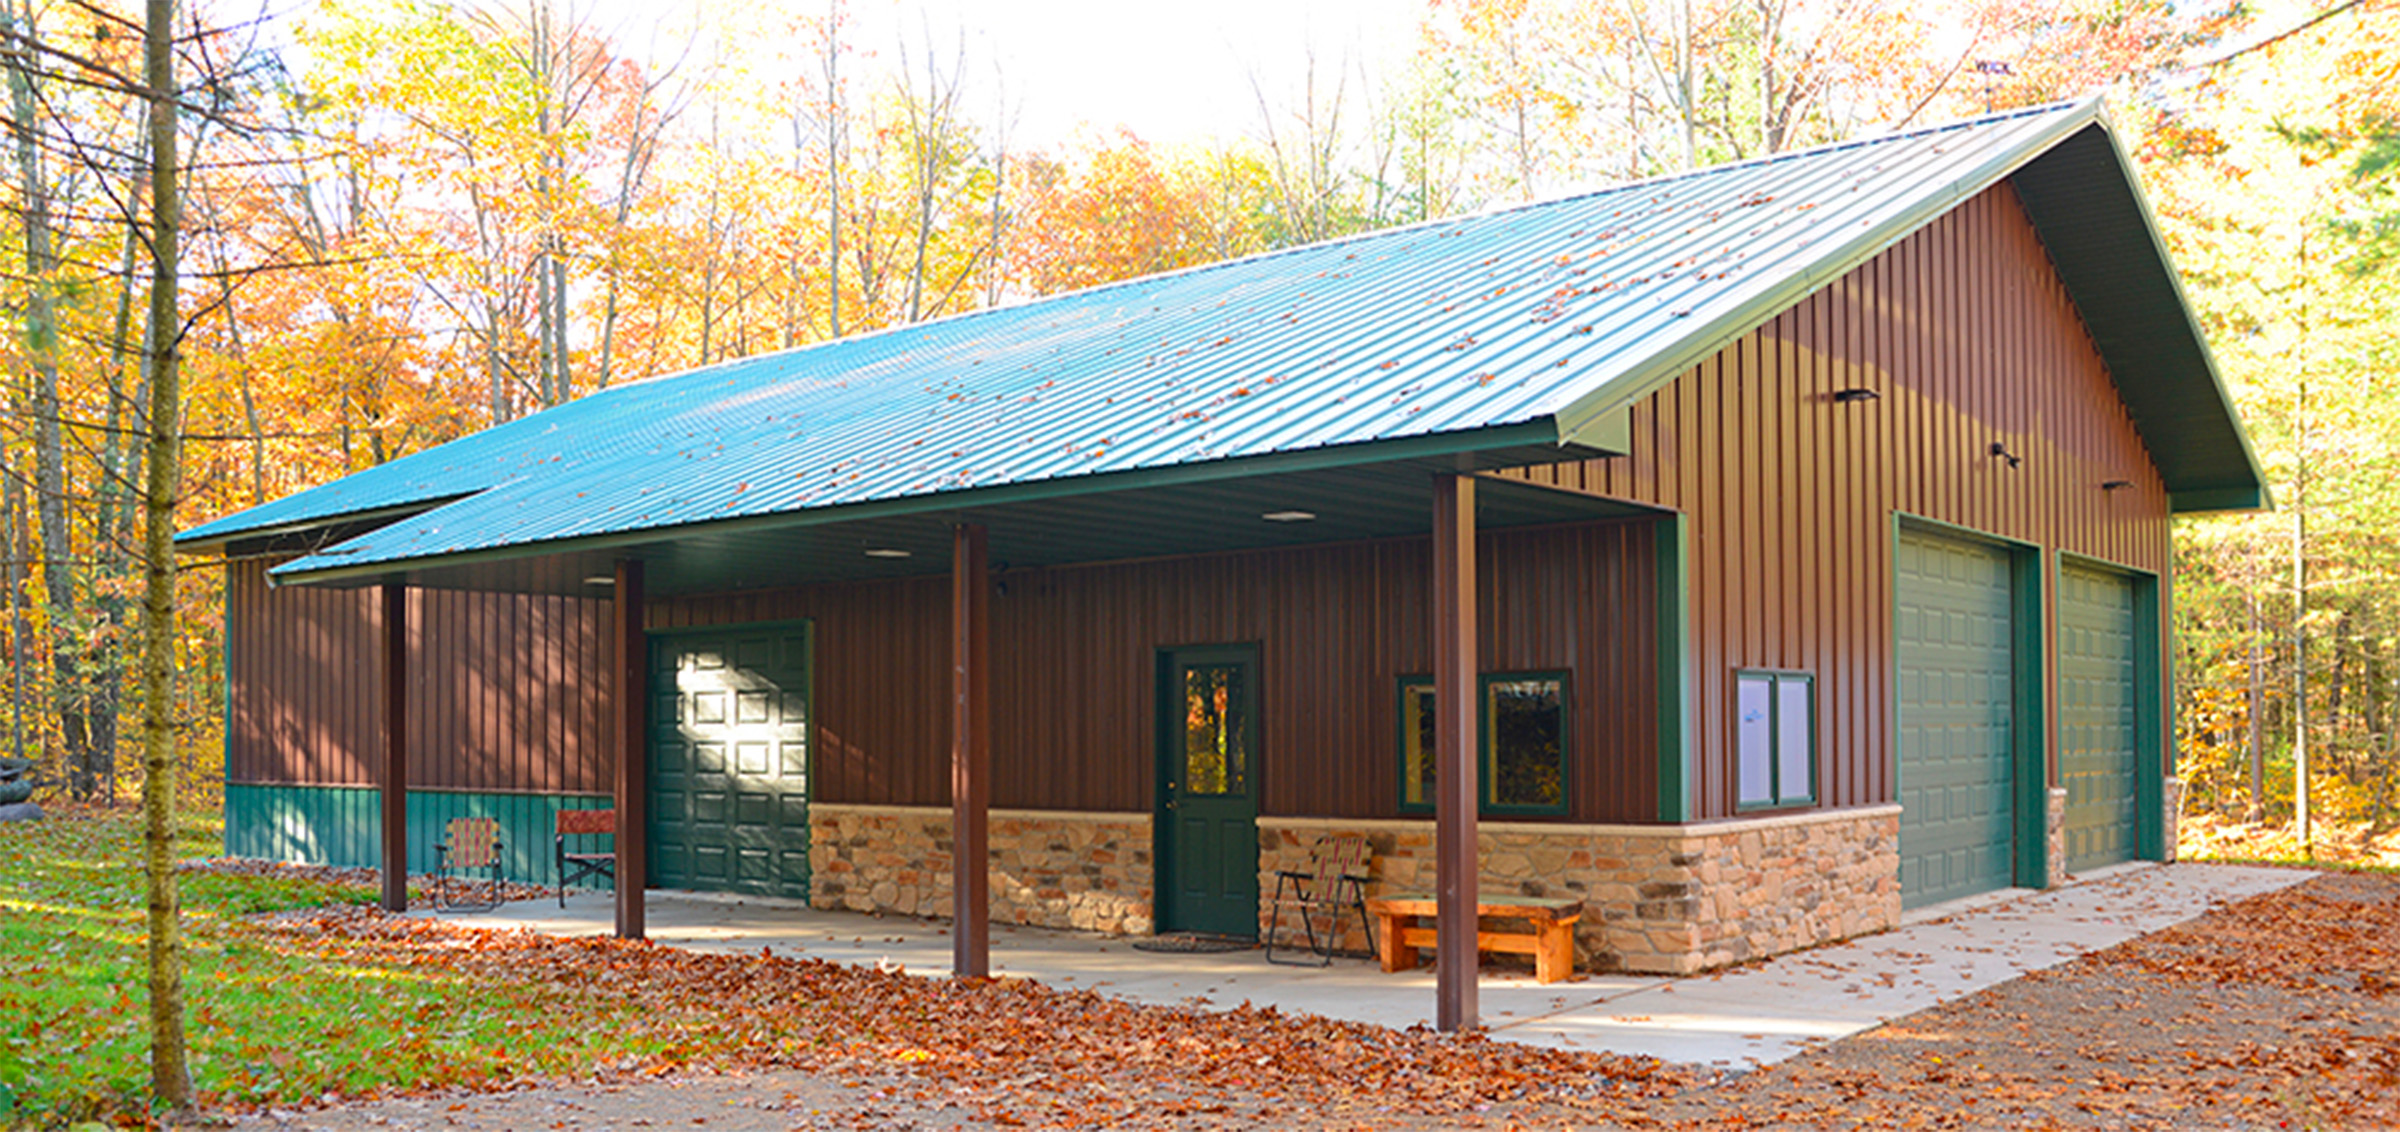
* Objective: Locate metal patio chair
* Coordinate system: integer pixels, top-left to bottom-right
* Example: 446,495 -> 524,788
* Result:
434,815 -> 505,912
1264,832 -> 1375,966
554,807 -> 617,905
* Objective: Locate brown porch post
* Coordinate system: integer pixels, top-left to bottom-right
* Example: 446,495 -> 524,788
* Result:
1431,473 -> 1479,1031
613,558 -> 648,939
951,523 -> 992,978
379,582 -> 408,913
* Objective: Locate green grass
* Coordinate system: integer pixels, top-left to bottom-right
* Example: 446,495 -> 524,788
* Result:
0,809 -> 670,1127
2180,850 -> 2400,875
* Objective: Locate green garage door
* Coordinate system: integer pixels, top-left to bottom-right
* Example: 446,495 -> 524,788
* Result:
1895,529 -> 2018,909
650,623 -> 813,899
2059,565 -> 2139,872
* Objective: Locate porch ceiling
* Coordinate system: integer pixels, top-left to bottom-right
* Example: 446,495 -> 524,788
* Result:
274,458 -> 1654,599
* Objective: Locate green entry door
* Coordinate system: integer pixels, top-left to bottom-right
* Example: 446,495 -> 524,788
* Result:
2059,564 -> 2140,873
1155,645 -> 1261,938
649,623 -> 813,899
1895,529 -> 2018,909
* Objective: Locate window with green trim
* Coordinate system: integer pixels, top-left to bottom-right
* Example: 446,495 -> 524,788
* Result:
1736,670 -> 1814,809
1398,672 -> 1569,815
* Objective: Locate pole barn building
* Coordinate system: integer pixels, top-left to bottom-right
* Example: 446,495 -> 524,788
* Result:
180,99 -> 2264,1025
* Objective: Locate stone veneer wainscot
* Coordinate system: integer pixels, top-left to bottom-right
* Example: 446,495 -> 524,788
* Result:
809,804 -> 1154,935
1258,805 -> 1903,975
812,803 -> 1904,975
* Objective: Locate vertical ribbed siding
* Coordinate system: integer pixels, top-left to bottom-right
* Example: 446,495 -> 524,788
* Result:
410,587 -> 613,794
225,558 -> 614,795
225,558 -> 383,786
1504,181 -> 2172,820
650,518 -> 1658,823
224,782 -> 611,884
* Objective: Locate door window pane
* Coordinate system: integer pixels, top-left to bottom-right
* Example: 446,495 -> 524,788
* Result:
1182,664 -> 1248,795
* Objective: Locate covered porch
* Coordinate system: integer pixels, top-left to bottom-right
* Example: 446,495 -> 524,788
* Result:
276,447 -> 1666,1033
418,861 -> 2311,1068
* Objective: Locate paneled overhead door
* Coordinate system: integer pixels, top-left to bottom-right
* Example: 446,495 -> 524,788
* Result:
2059,564 -> 2140,873
1895,528 -> 2019,909
649,623 -> 813,899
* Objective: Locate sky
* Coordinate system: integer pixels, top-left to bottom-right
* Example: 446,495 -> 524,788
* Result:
586,0 -> 1433,151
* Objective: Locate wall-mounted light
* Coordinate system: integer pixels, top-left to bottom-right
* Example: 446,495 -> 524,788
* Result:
2101,480 -> 2133,492
1988,441 -> 2022,469
1262,510 -> 1317,523
582,575 -> 614,586
864,547 -> 912,559
1832,388 -> 1880,403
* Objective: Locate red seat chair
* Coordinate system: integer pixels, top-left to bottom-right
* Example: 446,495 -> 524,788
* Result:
554,808 -> 617,905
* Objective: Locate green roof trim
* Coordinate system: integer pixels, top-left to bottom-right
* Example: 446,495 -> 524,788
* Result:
2006,120 -> 2270,514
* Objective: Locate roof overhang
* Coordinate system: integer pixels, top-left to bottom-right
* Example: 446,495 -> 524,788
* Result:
2006,121 -> 2268,513
265,418 -> 1647,596
1546,102 -> 2268,515
181,496 -> 473,559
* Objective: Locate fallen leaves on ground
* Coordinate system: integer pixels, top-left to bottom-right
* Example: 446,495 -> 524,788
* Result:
252,905 -> 1692,1129
1668,871 -> 2400,1129
180,855 -> 556,909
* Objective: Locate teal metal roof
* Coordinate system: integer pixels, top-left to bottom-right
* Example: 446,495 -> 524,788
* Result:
179,97 -> 2264,589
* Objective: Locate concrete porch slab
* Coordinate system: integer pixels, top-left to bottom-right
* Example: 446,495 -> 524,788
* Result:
429,893 -> 1660,1034
1499,862 -> 2311,1066
424,861 -> 2309,1070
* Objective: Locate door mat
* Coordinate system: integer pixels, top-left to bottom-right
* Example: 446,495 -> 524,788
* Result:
1131,933 -> 1255,954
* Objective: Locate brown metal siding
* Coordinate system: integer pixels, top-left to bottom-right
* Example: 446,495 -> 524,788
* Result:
226,557 -> 384,786
1503,182 -> 2173,819
407,587 -> 613,793
650,518 -> 1659,822
225,557 -> 614,793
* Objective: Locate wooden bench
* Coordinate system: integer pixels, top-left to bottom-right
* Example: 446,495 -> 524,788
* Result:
1366,893 -> 1583,984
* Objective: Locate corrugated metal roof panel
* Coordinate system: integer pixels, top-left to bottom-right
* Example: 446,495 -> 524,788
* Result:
169,97 -> 2259,582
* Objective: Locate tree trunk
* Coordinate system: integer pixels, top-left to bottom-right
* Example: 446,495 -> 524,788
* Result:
2,460 -> 25,759
142,0 -> 191,1112
2247,583 -> 2265,823
8,0 -> 93,798
823,0 -> 842,340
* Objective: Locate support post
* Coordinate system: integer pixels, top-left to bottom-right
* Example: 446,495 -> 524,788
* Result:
613,558 -> 648,939
1431,473 -> 1479,1031
951,523 -> 991,978
379,582 -> 408,913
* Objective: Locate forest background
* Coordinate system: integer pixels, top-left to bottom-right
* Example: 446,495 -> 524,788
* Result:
3,0 -> 2392,858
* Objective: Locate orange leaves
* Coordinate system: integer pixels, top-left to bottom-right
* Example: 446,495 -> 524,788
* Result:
1664,872 -> 2400,1129
1005,132 -> 1229,299
259,905 -> 1687,1128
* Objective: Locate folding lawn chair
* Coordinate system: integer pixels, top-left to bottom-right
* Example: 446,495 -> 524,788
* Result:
1264,832 -> 1374,966
434,816 -> 505,912
554,807 -> 617,905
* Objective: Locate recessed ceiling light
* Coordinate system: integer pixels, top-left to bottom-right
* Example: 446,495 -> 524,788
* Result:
864,547 -> 912,559
582,575 -> 614,585
1261,510 -> 1316,523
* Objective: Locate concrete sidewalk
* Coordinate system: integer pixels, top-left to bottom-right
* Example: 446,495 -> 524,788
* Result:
1501,862 -> 2307,1065
430,861 -> 2309,1068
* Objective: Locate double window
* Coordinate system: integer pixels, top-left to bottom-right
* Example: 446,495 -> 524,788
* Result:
1736,670 -> 1815,809
1398,672 -> 1568,816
